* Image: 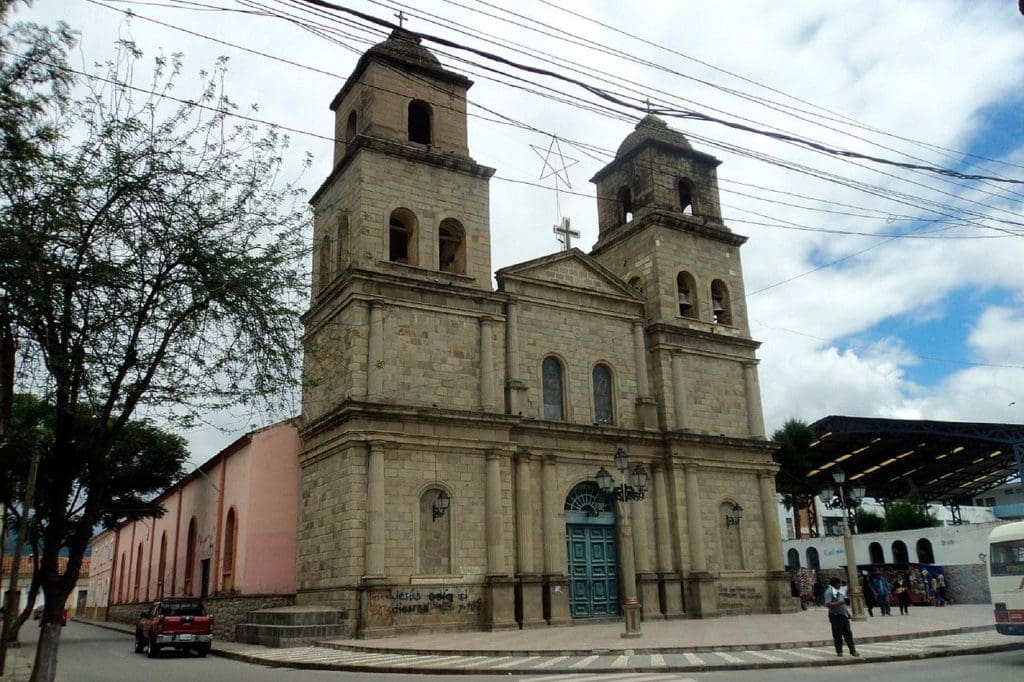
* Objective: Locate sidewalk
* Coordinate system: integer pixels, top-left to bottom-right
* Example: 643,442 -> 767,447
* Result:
76,604 -> 1024,675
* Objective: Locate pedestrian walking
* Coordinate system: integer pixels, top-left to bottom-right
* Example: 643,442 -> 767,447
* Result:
871,571 -> 892,615
894,573 -> 911,615
936,573 -> 951,605
825,576 -> 859,657
930,574 -> 941,607
861,573 -> 878,617
813,576 -> 825,607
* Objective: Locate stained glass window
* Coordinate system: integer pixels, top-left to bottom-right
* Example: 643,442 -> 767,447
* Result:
593,364 -> 613,424
542,356 -> 564,420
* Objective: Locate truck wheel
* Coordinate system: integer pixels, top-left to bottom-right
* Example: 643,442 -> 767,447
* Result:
134,631 -> 145,653
196,644 -> 210,658
146,635 -> 160,658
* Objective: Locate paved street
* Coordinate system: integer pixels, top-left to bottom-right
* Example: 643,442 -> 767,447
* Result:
1,620 -> 1022,681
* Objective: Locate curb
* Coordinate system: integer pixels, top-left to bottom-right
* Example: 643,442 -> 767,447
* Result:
318,624 -> 994,657
212,640 -> 1024,675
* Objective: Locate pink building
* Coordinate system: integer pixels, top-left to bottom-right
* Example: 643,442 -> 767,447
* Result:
91,420 -> 300,637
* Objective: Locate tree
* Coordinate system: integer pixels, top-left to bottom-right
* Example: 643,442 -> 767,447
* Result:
855,508 -> 886,533
0,394 -> 187,630
771,419 -> 816,538
884,482 -> 940,531
0,18 -> 308,680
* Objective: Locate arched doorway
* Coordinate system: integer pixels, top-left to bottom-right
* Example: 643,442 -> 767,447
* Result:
564,482 -> 618,619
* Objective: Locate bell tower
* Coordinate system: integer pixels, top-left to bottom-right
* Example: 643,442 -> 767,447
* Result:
308,28 -> 495,298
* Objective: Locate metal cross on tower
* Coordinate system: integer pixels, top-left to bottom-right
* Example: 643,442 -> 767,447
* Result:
394,10 -> 407,27
553,217 -> 580,251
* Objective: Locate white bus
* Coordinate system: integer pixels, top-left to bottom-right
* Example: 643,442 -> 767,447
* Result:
988,521 -> 1024,636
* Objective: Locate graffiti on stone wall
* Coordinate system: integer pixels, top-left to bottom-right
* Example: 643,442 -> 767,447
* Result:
717,585 -> 762,610
387,587 -> 482,616
367,590 -> 394,623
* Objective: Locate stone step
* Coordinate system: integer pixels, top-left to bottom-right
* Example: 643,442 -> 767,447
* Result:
247,606 -> 346,627
235,622 -> 348,648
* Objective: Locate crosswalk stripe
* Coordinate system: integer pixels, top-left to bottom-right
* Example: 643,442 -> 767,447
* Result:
410,655 -> 472,667
775,648 -> 825,659
745,650 -> 784,661
649,653 -> 666,667
714,651 -> 744,663
572,654 -> 600,668
683,652 -> 704,665
612,654 -> 630,667
532,655 -> 570,669
443,656 -> 491,668
525,675 -> 693,682
492,655 -> 541,669
461,655 -> 512,667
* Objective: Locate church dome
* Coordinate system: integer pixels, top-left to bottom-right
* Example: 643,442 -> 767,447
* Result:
366,28 -> 442,68
615,114 -> 693,159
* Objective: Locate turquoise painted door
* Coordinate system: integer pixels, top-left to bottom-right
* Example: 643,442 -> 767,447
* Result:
566,524 -> 619,618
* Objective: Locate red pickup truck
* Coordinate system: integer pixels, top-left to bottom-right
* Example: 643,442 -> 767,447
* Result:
134,597 -> 214,658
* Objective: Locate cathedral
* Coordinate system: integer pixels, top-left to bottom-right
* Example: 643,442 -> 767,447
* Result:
297,27 -> 790,637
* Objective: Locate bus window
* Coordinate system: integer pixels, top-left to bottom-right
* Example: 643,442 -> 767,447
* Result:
989,522 -> 1024,636
990,538 -> 1024,576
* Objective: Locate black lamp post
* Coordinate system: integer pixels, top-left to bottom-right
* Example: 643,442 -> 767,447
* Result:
596,447 -> 649,637
820,468 -> 867,620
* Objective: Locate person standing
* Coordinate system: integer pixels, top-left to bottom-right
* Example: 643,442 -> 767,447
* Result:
825,576 -> 859,657
871,572 -> 892,616
894,573 -> 911,615
936,573 -> 951,606
861,573 -> 878,617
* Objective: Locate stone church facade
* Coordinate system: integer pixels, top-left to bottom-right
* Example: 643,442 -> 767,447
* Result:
298,28 -> 789,637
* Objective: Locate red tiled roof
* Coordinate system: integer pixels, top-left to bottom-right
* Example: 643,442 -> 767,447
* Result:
1,555 -> 89,577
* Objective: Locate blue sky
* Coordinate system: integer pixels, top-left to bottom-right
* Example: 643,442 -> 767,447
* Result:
15,0 -> 1024,462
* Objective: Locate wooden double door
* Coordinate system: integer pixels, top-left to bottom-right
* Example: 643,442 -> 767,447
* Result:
565,522 -> 619,619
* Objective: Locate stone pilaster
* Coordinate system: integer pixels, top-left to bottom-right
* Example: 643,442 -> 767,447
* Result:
541,455 -> 570,625
515,450 -> 544,627
632,321 -> 658,430
684,462 -> 717,618
479,316 -> 496,411
365,440 -> 386,579
367,300 -> 384,400
743,361 -> 765,438
653,463 -> 683,618
671,352 -> 687,430
504,299 -> 527,415
760,471 -> 796,613
485,449 -> 516,630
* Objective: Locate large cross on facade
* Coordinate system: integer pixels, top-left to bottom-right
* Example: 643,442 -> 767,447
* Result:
553,217 -> 580,251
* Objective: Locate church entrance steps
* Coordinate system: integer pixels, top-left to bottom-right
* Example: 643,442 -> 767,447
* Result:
235,606 -> 347,647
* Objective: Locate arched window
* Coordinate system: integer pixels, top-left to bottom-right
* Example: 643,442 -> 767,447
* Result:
627,276 -> 644,294
787,548 -> 801,570
419,487 -> 452,574
678,178 -> 695,216
592,363 -> 613,425
892,540 -> 909,564
915,538 -> 934,564
711,279 -> 732,325
438,218 -> 466,274
118,553 -> 127,603
408,100 -> 432,144
542,356 -> 565,420
318,234 -> 332,291
157,532 -> 167,599
184,517 -> 197,596
869,542 -> 884,564
336,212 -> 350,271
617,186 -> 633,224
388,208 -> 417,265
806,546 -> 821,570
719,500 -> 743,570
222,508 -> 237,592
134,542 -> 144,602
676,271 -> 697,318
345,110 -> 357,144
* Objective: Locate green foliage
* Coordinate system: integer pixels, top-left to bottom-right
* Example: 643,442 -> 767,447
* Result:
771,418 -> 816,506
0,19 -> 309,670
884,482 -> 940,531
855,508 -> 886,533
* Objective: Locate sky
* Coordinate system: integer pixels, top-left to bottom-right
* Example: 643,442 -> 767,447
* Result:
13,0 -> 1024,468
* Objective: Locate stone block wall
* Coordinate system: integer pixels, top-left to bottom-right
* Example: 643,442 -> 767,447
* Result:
106,594 -> 296,641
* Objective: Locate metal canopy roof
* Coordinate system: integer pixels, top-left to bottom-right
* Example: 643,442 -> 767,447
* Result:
806,415 -> 1024,504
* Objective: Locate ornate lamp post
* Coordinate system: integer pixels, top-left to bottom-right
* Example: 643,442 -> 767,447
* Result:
820,468 -> 867,621
596,447 -> 649,638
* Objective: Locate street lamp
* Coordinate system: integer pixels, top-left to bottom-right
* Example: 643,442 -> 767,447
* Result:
820,468 -> 867,621
596,447 -> 649,638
